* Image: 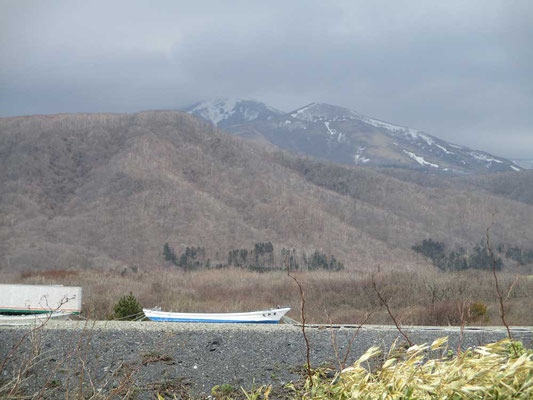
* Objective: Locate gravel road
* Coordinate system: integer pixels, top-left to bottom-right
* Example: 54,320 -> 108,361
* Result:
1,320 -> 531,398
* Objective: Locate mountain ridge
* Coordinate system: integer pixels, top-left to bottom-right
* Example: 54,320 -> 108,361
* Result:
1,110 -> 532,271
186,99 -> 522,174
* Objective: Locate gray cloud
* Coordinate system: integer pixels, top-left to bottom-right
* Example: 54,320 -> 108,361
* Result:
1,0 -> 532,158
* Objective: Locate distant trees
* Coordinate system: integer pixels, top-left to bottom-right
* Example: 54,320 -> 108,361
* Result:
228,249 -> 249,267
163,242 -> 178,265
163,243 -> 208,270
412,239 -> 504,271
226,242 -> 343,272
163,241 -> 343,272
306,250 -> 344,271
499,245 -> 533,266
412,239 -> 447,267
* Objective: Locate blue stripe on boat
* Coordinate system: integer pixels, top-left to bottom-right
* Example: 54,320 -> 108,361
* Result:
146,317 -> 278,323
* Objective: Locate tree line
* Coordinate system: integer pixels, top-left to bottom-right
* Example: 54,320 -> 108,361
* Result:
163,241 -> 344,272
412,239 -> 533,271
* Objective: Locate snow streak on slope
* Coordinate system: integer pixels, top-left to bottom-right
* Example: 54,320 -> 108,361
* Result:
403,150 -> 439,168
189,98 -> 238,125
512,159 -> 533,169
435,144 -> 454,154
468,152 -> 504,163
354,147 -> 370,164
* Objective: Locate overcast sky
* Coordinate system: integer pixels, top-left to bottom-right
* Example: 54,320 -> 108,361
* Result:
1,1 -> 532,158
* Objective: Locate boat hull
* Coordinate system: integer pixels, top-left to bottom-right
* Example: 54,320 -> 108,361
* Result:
0,312 -> 74,326
143,307 -> 290,324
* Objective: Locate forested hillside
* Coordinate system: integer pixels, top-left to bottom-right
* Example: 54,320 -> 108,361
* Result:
1,111 -> 532,271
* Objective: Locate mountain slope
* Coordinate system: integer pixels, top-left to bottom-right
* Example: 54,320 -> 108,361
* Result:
1,111 -> 532,271
184,98 -> 284,130
188,100 -> 522,174
513,159 -> 533,169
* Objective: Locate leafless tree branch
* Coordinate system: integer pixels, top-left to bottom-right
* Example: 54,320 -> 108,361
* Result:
286,258 -> 313,387
371,271 -> 413,347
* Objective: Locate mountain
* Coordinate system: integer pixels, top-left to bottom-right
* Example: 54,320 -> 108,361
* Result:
184,98 -> 284,130
187,100 -> 522,174
1,111 -> 532,271
513,159 -> 533,170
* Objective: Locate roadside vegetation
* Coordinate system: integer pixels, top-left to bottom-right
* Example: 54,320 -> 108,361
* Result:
3,266 -> 532,326
241,338 -> 533,399
2,227 -> 532,398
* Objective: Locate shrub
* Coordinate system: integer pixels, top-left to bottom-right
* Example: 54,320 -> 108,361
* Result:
112,292 -> 144,320
429,301 -> 460,325
470,301 -> 488,321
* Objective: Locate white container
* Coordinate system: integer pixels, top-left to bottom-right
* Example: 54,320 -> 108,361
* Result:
0,284 -> 82,314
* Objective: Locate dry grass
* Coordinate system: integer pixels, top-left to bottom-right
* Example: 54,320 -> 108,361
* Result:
286,337 -> 533,399
20,269 -> 79,280
2,267 -> 532,325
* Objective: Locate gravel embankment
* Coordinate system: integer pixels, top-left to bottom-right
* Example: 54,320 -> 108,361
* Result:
1,321 -> 531,398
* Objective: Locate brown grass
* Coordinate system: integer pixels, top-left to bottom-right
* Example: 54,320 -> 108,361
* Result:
20,269 -> 79,280
1,267 -> 532,325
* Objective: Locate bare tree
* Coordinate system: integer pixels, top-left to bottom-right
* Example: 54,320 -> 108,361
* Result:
486,222 -> 519,355
286,257 -> 313,387
371,270 -> 413,347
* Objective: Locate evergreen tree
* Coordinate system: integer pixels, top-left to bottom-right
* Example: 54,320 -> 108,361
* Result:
163,242 -> 178,266
112,292 -> 144,320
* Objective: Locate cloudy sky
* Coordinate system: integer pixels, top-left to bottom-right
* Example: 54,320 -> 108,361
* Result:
1,1 -> 532,158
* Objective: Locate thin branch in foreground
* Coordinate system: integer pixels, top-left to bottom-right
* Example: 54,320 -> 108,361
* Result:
485,222 -> 517,355
286,260 -> 313,387
457,297 -> 471,356
327,310 -> 374,370
326,312 -> 342,371
371,272 -> 413,347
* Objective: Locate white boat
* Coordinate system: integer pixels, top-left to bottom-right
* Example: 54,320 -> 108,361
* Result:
0,312 -> 74,326
143,307 -> 290,324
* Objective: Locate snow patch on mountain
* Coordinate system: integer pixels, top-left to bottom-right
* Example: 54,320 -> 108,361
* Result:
186,98 -> 284,127
290,104 -> 316,121
403,150 -> 439,168
354,147 -> 370,164
359,115 -> 444,149
241,107 -> 259,121
512,159 -> 533,169
418,134 -> 435,146
290,103 -> 357,123
359,116 -> 418,137
324,121 -> 336,136
189,98 -> 238,125
468,152 -> 504,164
435,144 -> 454,154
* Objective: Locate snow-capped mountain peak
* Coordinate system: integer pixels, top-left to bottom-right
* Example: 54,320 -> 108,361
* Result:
283,103 -> 522,173
188,98 -> 239,125
186,98 -> 523,174
185,98 -> 284,128
290,103 -> 359,122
